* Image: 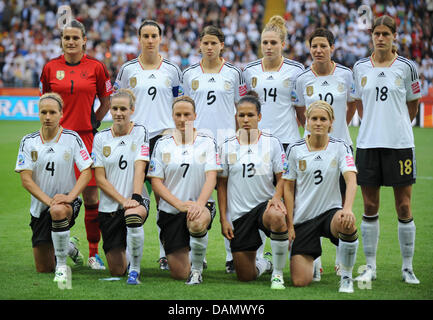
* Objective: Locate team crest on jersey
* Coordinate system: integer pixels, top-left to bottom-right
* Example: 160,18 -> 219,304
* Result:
337,83 -> 345,92
31,151 -> 38,162
283,79 -> 291,88
306,86 -> 314,96
361,76 -> 367,87
80,70 -> 88,79
228,153 -> 237,164
224,81 -> 231,91
63,151 -> 71,161
395,77 -> 402,86
162,153 -> 171,164
191,80 -> 199,91
129,77 -> 137,88
165,78 -> 171,87
251,77 -> 257,88
131,143 -> 137,152
263,152 -> 270,163
103,146 -> 111,157
330,159 -> 337,168
56,70 -> 65,80
198,152 -> 206,163
299,160 -> 306,171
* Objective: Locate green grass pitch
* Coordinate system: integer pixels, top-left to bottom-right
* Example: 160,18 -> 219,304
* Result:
0,121 -> 432,301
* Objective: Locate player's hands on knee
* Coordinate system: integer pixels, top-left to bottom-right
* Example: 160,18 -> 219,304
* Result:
267,197 -> 287,215
51,193 -> 72,205
123,198 -> 140,210
336,209 -> 356,231
186,202 -> 205,221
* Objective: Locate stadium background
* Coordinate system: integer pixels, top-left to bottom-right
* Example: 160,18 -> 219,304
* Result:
0,0 -> 432,303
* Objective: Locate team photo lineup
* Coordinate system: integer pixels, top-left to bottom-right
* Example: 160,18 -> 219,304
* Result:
5,0 -> 432,299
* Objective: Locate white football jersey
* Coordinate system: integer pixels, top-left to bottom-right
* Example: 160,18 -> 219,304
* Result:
353,55 -> 421,148
283,137 -> 357,225
182,61 -> 246,143
114,58 -> 182,139
219,132 -> 285,222
293,63 -> 356,145
15,128 -> 93,218
92,123 -> 150,212
242,58 -> 305,144
148,132 -> 221,214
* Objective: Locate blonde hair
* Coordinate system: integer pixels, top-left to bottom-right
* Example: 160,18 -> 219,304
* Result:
111,88 -> 136,109
306,100 -> 334,132
39,92 -> 64,111
262,15 -> 287,43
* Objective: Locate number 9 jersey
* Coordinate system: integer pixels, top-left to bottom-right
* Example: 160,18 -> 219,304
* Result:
92,124 -> 150,212
15,128 -> 93,218
283,137 -> 357,225
353,55 -> 421,149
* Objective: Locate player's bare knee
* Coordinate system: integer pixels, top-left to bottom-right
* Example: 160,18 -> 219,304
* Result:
268,208 -> 287,232
49,204 -> 68,221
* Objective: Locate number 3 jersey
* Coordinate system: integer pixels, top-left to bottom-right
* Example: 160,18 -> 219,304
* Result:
92,123 -> 150,212
353,55 -> 421,149
147,133 -> 221,214
219,132 -> 285,222
283,138 -> 357,225
15,128 -> 93,218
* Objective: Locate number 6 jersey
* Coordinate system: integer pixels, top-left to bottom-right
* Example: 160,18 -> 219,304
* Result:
15,128 -> 93,218
353,55 -> 421,149
92,123 -> 150,212
283,137 -> 357,225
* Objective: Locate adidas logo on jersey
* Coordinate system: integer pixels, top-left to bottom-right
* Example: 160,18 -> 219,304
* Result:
208,77 -> 216,83
119,141 -> 126,146
148,74 -> 156,79
378,72 -> 386,77
266,75 -> 274,80
182,150 -> 189,155
313,155 -> 322,161
247,148 -> 253,154
321,81 -> 329,86
47,147 -> 55,153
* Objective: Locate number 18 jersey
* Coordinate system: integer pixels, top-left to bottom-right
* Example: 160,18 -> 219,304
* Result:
353,55 -> 421,149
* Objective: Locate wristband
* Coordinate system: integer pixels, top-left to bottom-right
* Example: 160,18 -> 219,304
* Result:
131,193 -> 143,203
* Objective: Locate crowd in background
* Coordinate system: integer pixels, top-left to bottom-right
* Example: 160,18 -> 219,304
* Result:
1,0 -> 432,95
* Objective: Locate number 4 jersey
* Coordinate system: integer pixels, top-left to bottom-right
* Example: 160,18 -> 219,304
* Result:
92,123 -> 150,212
353,55 -> 421,149
15,128 -> 93,218
283,137 -> 357,225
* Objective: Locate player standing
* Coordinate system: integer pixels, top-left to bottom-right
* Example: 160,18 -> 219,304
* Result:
40,20 -> 112,269
292,28 -> 357,279
217,92 -> 290,289
283,101 -> 359,293
182,25 -> 246,272
93,89 -> 150,285
353,15 -> 421,284
114,19 -> 182,271
148,96 -> 220,285
15,93 -> 92,285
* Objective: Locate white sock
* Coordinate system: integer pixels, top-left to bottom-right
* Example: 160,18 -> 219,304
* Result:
67,241 -> 77,257
360,214 -> 379,270
190,233 -> 208,272
157,219 -> 166,258
335,243 -> 340,266
126,226 -> 144,273
270,239 -> 288,277
339,239 -> 359,279
398,219 -> 416,271
224,237 -> 233,261
52,230 -> 70,267
256,230 -> 267,259
255,256 -> 271,278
